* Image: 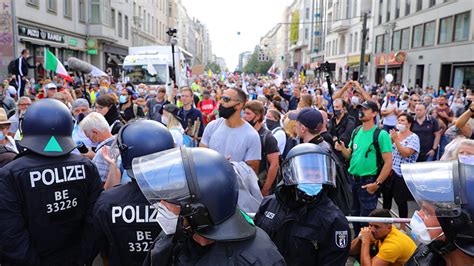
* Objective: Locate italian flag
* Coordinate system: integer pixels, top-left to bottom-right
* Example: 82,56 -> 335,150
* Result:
44,48 -> 73,82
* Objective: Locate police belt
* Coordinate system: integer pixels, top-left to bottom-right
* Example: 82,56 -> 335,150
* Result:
350,174 -> 377,182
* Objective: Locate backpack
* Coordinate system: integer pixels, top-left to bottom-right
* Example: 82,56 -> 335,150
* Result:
170,128 -> 195,147
7,59 -> 16,75
350,125 -> 384,176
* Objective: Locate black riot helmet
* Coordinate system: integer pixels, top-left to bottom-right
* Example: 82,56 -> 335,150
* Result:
282,143 -> 336,187
20,99 -> 76,157
117,119 -> 174,177
133,147 -> 256,241
402,159 -> 474,257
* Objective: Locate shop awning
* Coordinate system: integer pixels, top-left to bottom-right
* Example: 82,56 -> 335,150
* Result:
107,53 -> 123,65
20,37 -> 68,48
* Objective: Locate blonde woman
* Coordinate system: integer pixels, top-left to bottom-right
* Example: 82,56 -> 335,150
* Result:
281,110 -> 299,158
297,94 -> 313,110
162,103 -> 184,147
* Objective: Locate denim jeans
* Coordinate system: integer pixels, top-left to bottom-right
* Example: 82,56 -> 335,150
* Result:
351,175 -> 378,237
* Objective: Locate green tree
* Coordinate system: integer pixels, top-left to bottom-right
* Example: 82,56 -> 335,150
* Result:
205,61 -> 221,73
243,49 -> 273,74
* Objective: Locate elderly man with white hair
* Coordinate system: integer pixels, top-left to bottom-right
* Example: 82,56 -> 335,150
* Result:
80,112 -> 117,186
71,98 -> 94,154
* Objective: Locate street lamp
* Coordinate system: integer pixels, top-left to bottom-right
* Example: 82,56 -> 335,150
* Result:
383,22 -> 396,88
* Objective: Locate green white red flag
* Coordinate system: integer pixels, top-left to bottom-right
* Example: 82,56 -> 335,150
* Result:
44,48 -> 73,82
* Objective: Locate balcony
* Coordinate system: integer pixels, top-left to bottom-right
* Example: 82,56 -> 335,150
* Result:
329,19 -> 350,33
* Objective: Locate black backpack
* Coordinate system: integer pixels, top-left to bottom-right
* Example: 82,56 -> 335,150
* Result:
7,59 -> 16,75
350,125 -> 384,176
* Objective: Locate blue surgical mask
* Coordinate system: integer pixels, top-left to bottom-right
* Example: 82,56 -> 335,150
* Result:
0,131 -> 4,141
119,95 -> 128,104
297,183 -> 323,196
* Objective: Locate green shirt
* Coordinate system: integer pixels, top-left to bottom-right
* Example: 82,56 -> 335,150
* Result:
348,126 -> 392,176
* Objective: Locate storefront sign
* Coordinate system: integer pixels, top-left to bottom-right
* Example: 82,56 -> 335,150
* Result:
18,25 -> 64,43
376,52 -> 406,66
347,54 -> 370,67
68,38 -> 78,46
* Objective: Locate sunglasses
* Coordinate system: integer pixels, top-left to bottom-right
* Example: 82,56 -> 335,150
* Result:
221,95 -> 239,103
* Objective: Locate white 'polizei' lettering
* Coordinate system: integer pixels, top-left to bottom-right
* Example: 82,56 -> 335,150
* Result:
111,205 -> 158,224
30,165 -> 86,188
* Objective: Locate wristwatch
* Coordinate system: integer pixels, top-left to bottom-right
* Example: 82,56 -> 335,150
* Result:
469,106 -> 474,113
375,181 -> 382,187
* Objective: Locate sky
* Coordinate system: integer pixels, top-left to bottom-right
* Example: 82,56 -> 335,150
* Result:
182,0 -> 293,71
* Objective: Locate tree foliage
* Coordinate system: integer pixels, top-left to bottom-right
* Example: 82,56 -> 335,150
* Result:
205,61 -> 221,73
243,50 -> 274,74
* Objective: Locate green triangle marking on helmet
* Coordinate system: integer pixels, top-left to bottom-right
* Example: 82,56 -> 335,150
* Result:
240,210 -> 255,226
43,136 -> 63,152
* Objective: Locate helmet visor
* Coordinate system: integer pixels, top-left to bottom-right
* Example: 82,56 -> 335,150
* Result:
401,161 -> 460,217
282,153 -> 336,186
132,147 -> 190,205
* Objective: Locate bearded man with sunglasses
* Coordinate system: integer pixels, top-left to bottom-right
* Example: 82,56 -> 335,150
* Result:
200,88 -> 261,174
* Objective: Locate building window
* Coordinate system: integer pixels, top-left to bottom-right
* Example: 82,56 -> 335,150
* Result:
346,0 -> 351,19
305,28 -> 309,40
378,0 -> 383,25
454,11 -> 470,41
405,0 -> 411,16
47,0 -> 57,13
111,9 -> 116,28
353,0 -> 358,17
118,12 -> 122,37
63,0 -> 72,18
423,21 -> 435,46
91,0 -> 101,23
376,34 -> 384,53
103,0 -> 111,26
401,28 -> 410,49
386,0 -> 391,22
354,32 -> 358,51
412,24 -> 423,48
125,16 -> 129,39
416,0 -> 422,12
26,0 -> 39,7
395,0 -> 400,19
79,0 -> 86,22
305,8 -> 310,19
349,33 -> 353,52
392,30 -> 401,50
148,13 -> 151,33
429,0 -> 436,7
439,16 -> 453,44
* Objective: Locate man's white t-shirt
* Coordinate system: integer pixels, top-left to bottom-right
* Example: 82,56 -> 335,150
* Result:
381,102 -> 398,126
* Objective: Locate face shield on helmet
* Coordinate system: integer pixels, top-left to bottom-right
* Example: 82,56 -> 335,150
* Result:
282,152 -> 336,187
401,160 -> 473,218
132,147 -> 256,241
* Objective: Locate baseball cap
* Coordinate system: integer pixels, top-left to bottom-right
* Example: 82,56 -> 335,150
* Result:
288,107 -> 323,130
44,83 -> 57,90
357,101 -> 379,113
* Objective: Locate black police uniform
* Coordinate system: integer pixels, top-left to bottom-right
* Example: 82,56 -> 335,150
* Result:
143,227 -> 286,266
0,152 -> 103,266
405,244 -> 446,266
255,189 -> 351,265
85,180 -> 162,266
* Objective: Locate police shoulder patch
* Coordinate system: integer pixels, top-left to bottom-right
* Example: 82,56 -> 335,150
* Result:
335,230 -> 348,248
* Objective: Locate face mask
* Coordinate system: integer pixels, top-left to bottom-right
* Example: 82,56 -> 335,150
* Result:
150,90 -> 157,95
138,88 -> 144,94
161,116 -> 169,126
390,96 -> 396,102
0,131 -> 4,141
410,211 -> 443,245
459,154 -> 474,165
76,112 -> 88,124
396,123 -> 407,132
219,104 -> 237,119
297,183 -> 323,197
211,92 -> 216,98
358,109 -> 365,119
351,96 -> 360,105
334,109 -> 342,117
266,119 -> 280,131
247,118 -> 257,127
155,202 -> 178,235
119,95 -> 128,104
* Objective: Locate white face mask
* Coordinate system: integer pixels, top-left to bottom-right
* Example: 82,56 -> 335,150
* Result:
155,202 -> 178,235
410,211 -> 443,245
210,92 -> 216,98
459,154 -> 474,165
351,96 -> 360,105
161,116 -> 169,126
396,123 -> 407,132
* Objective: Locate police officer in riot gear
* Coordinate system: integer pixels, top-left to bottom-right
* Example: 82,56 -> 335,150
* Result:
84,119 -> 175,266
255,143 -> 351,265
402,159 -> 474,265
0,99 -> 103,265
132,147 -> 285,265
